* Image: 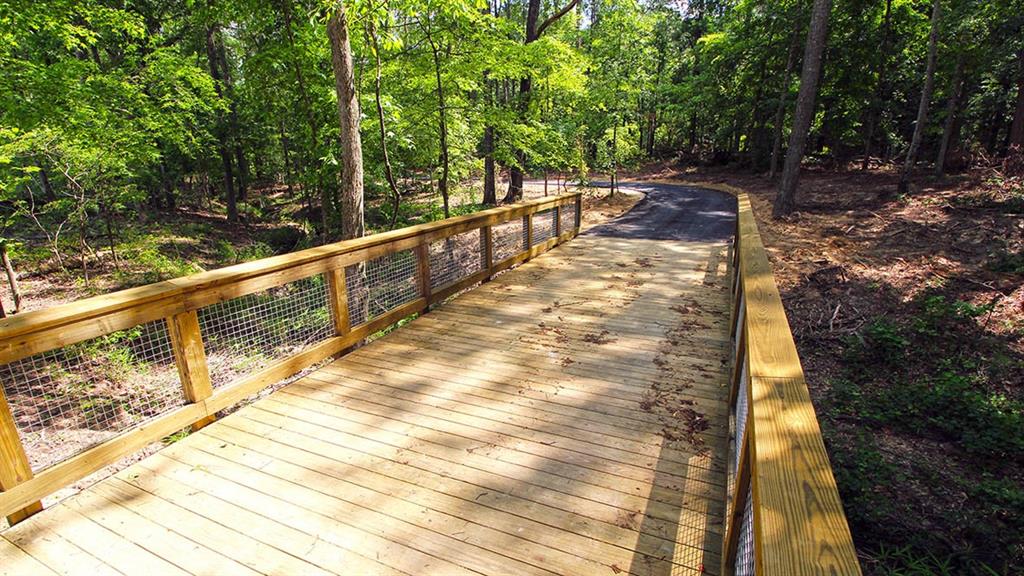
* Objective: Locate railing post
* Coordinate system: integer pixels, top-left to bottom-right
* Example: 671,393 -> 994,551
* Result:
167,310 -> 216,430
554,205 -> 562,238
326,268 -> 351,335
415,243 -> 431,306
0,386 -> 42,525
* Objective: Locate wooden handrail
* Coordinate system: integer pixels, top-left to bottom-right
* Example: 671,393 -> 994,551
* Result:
720,187 -> 861,575
0,192 -> 581,523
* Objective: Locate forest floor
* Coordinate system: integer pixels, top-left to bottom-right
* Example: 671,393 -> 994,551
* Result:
624,161 -> 1024,575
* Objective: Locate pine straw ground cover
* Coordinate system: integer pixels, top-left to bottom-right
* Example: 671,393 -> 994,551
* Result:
631,163 -> 1023,575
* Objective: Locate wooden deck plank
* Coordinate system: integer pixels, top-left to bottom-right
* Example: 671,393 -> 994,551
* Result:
302,368 -> 726,461
62,490 -> 262,576
283,377 -> 726,492
253,393 -> 723,526
93,478 -> 342,576
195,419 -> 685,575
0,536 -> 59,576
343,347 -> 729,418
1,232 -> 732,576
1,509 -> 121,576
148,433 -> 559,576
231,400 -> 723,570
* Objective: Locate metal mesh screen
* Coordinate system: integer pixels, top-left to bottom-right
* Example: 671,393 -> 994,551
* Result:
492,218 -> 525,263
735,484 -> 755,575
734,359 -> 749,475
429,231 -> 484,290
560,202 -> 577,233
532,209 -> 556,245
346,249 -> 420,327
0,321 -> 183,472
198,275 -> 333,388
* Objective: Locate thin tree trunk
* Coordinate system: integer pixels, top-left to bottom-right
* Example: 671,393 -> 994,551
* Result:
280,120 -> 294,195
898,0 -> 941,194
505,0 -> 580,203
936,55 -> 965,176
368,22 -> 402,228
773,0 -> 831,218
327,0 -> 364,241
425,26 -> 450,219
38,166 -> 56,202
483,124 -> 497,204
101,204 -> 121,272
281,0 -> 327,233
861,0 -> 893,170
770,28 -> 800,180
0,241 -> 22,314
1010,49 -> 1024,149
205,24 -> 238,222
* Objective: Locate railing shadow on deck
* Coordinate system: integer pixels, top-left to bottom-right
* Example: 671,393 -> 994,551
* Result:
0,192 -> 582,525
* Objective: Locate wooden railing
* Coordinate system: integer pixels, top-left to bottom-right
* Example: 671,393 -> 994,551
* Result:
0,192 -> 582,524
722,189 -> 861,575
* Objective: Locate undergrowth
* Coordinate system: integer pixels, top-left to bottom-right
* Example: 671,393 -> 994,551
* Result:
826,293 -> 1024,575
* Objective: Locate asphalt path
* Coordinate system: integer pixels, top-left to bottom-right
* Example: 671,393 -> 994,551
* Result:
584,181 -> 736,242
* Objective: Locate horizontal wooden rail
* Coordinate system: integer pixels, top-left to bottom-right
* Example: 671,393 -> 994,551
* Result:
719,187 -> 860,575
0,192 -> 582,523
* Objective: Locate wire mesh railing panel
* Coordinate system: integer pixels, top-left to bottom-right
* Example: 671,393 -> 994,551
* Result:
429,231 -> 484,291
532,209 -> 556,245
735,483 -> 756,575
346,249 -> 420,327
734,359 -> 749,475
560,202 -> 577,233
0,321 -> 183,472
198,275 -> 333,388
492,218 -> 525,263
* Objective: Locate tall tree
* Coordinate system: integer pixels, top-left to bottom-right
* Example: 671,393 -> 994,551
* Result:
860,0 -> 893,171
773,0 -> 831,217
327,0 -> 364,240
503,0 -> 580,203
898,0 -> 942,194
1010,49 -> 1024,149
935,54 -> 965,176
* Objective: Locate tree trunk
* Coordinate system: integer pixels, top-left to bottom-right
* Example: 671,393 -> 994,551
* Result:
426,27 -> 450,219
213,25 -> 248,204
327,1 -> 364,241
773,0 -> 831,218
609,122 -> 618,198
205,24 -> 238,222
0,241 -> 22,314
38,166 -> 56,202
898,0 -> 941,195
935,55 -> 965,176
368,22 -> 402,228
861,0 -> 893,170
1010,49 -> 1024,149
504,0 -> 580,204
281,0 -> 327,233
770,28 -> 800,180
483,124 -> 497,204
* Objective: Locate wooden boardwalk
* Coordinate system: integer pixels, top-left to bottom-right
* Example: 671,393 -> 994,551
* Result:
0,227 -> 733,576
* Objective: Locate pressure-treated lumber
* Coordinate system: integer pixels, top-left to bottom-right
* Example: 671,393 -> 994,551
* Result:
722,189 -> 860,575
0,385 -> 41,525
166,310 -> 216,430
